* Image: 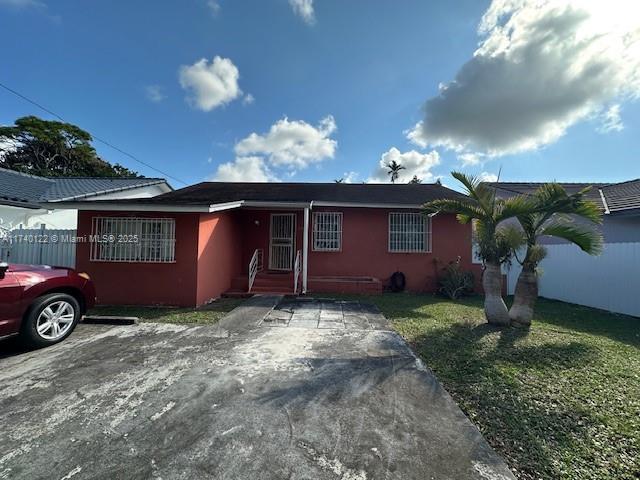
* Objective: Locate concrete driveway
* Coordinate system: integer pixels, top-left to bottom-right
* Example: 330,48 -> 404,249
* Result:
0,296 -> 514,480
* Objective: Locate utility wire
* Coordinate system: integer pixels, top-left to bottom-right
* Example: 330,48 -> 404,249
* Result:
0,81 -> 188,186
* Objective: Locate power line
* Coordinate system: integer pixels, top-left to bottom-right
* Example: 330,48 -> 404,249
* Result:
0,81 -> 188,186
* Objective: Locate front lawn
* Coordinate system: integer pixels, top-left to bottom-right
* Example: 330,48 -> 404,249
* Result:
341,293 -> 640,480
88,297 -> 244,325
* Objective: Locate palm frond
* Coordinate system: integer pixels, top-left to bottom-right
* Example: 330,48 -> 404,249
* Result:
531,183 -> 603,224
422,198 -> 484,220
541,220 -> 603,255
496,223 -> 526,250
496,195 -> 538,221
450,171 -> 480,197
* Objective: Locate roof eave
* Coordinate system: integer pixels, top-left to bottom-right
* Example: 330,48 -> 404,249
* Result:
45,179 -> 171,202
0,199 -> 43,209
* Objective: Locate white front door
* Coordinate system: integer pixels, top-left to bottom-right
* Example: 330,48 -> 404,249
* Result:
269,213 -> 296,270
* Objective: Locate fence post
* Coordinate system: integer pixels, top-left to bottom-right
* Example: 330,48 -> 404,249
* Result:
38,223 -> 46,265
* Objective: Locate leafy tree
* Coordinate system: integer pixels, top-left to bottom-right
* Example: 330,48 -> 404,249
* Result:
409,175 -> 422,184
504,184 -> 602,326
0,116 -> 138,177
423,172 -> 538,326
386,160 -> 405,183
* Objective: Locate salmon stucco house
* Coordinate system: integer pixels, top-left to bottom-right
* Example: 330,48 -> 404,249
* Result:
62,182 -> 480,306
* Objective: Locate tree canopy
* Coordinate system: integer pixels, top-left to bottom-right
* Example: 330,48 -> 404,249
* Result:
0,116 -> 138,178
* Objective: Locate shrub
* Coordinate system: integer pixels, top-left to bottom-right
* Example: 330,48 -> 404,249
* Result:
438,257 -> 474,300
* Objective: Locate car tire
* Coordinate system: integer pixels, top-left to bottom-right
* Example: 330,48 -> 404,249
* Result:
21,293 -> 82,348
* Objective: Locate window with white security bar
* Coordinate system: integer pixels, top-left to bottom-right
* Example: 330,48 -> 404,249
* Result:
388,212 -> 431,253
90,217 -> 176,263
313,212 -> 342,251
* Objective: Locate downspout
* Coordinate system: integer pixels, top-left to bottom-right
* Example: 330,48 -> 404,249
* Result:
302,201 -> 312,294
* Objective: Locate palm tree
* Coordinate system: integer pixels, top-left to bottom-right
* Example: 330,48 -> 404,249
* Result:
423,172 -> 538,326
334,178 -> 344,183
386,160 -> 405,183
506,184 -> 603,326
409,175 -> 422,184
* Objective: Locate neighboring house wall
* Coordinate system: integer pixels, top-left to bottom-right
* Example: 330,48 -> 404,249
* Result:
506,242 -> 640,317
532,215 -> 640,245
76,211 -> 200,306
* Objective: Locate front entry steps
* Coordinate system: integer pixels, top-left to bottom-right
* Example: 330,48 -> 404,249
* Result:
223,272 -> 296,297
222,272 -> 383,297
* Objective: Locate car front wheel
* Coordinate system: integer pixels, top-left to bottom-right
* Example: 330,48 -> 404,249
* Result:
22,293 -> 81,348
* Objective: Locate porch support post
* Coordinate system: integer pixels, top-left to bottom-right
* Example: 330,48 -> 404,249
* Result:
302,206 -> 310,294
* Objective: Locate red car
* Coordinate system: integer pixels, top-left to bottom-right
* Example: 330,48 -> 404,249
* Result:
0,263 -> 96,347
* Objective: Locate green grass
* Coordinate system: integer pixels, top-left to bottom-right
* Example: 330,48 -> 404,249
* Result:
88,297 -> 244,325
337,293 -> 640,480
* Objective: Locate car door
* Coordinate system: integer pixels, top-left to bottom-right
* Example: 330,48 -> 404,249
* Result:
0,267 -> 23,337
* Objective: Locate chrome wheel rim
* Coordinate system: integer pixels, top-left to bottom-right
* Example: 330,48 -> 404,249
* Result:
36,301 -> 75,340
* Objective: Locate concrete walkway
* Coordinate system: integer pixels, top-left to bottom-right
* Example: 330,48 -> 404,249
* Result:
0,296 -> 514,479
262,297 -> 388,329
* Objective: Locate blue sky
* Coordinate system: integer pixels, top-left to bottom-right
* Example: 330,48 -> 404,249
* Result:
1,0 -> 638,188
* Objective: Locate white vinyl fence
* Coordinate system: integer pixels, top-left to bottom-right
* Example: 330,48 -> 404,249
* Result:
506,242 -> 640,317
0,227 -> 76,268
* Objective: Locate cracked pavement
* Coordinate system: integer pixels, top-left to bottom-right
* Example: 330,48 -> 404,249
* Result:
0,296 -> 514,479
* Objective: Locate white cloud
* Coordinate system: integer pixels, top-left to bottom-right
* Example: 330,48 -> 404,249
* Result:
368,148 -> 440,183
179,56 -> 242,111
458,152 -> 483,167
242,93 -> 255,106
211,115 -> 338,182
404,123 -> 427,149
145,85 -> 166,103
409,0 -> 640,157
206,0 -> 220,16
0,137 -> 18,160
213,156 -> 278,182
342,171 -> 358,183
598,104 -> 624,133
234,116 -> 337,168
479,171 -> 499,183
289,0 -> 315,24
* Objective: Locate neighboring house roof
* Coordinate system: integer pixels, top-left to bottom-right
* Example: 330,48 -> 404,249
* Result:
115,182 -> 466,207
484,180 -> 640,215
600,179 -> 640,214
0,167 -> 171,208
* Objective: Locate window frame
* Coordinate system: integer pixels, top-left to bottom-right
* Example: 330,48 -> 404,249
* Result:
90,216 -> 176,263
312,211 -> 343,252
388,212 -> 431,253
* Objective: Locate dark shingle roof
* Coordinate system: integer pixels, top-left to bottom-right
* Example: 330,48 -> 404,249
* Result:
484,182 -> 606,208
0,169 -> 53,207
601,179 -> 640,213
484,180 -> 640,214
0,167 -> 169,206
107,182 -> 466,207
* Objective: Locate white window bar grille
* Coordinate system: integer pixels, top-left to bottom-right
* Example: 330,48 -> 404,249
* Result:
312,212 -> 342,251
90,217 -> 176,263
388,212 -> 430,253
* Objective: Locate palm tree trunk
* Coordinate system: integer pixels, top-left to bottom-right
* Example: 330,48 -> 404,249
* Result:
509,265 -> 537,326
482,262 -> 510,326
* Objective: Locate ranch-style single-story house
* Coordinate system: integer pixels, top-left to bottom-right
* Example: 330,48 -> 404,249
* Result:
61,182 -> 481,307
